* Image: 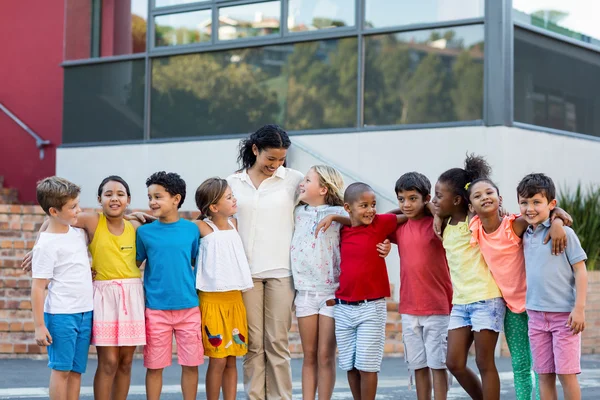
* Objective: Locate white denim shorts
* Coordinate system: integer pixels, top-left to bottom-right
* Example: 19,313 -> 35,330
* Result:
294,290 -> 335,318
401,314 -> 450,370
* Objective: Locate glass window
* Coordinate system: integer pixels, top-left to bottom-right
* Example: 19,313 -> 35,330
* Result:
150,38 -> 357,138
288,0 -> 354,32
364,25 -> 484,126
100,0 -> 148,56
514,28 -> 600,137
365,0 -> 484,29
155,10 -> 212,47
155,0 -> 200,7
63,61 -> 146,144
218,1 -> 281,41
513,1 -> 600,48
65,0 -> 93,60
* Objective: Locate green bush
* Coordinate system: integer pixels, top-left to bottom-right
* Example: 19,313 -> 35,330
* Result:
558,184 -> 600,270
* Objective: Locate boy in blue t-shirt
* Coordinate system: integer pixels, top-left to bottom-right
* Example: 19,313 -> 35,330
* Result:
136,171 -> 202,400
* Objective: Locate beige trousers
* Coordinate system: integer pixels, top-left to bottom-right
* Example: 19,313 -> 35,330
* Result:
242,276 -> 295,400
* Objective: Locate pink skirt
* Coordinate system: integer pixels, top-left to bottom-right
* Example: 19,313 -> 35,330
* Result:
92,278 -> 146,346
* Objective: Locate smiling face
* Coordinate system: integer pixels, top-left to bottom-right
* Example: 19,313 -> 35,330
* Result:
50,196 -> 81,226
148,184 -> 180,220
253,146 -> 287,177
298,168 -> 327,206
344,191 -> 377,227
468,181 -> 501,217
99,180 -> 130,218
210,186 -> 238,218
432,180 -> 459,219
518,192 -> 556,227
397,189 -> 429,219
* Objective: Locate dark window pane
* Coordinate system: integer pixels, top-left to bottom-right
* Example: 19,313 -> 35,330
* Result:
100,0 -> 147,56
365,0 -> 483,29
514,28 -> 600,137
364,25 -> 484,126
218,1 -> 281,41
65,0 -> 92,60
63,61 -> 145,144
150,38 -> 357,138
513,2 -> 600,48
155,10 -> 212,47
288,0 -> 354,32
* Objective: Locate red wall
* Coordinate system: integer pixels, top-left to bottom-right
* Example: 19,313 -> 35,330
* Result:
0,1 -> 64,203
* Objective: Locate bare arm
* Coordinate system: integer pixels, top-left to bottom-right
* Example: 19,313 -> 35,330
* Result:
568,261 -> 588,334
31,279 -> 52,346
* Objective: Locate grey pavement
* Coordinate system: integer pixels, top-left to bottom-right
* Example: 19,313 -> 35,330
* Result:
1,356 -> 600,399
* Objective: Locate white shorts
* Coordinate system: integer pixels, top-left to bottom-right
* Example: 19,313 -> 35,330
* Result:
401,314 -> 449,370
294,290 -> 335,318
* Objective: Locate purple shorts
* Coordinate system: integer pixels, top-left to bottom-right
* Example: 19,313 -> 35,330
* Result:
527,310 -> 581,375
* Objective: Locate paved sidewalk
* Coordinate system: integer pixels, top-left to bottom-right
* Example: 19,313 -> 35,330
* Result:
1,356 -> 600,399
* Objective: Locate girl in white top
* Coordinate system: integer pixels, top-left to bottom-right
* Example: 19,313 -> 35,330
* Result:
227,125 -> 303,400
194,178 -> 253,400
291,165 -> 347,400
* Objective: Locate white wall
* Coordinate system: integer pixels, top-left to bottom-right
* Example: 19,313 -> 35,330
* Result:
57,125 -> 600,299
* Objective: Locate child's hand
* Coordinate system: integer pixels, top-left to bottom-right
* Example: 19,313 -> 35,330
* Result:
377,239 -> 391,258
91,268 -> 97,281
125,212 -> 156,224
498,206 -> 509,217
568,306 -> 585,334
551,207 -> 573,227
22,251 -> 33,272
433,215 -> 443,241
545,219 -> 567,255
315,215 -> 335,237
35,325 -> 52,346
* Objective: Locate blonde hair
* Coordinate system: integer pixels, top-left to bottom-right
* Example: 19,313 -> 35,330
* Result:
36,176 -> 81,215
195,178 -> 229,219
311,165 -> 344,207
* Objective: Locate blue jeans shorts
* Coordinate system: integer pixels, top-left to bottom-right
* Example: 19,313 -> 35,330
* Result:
44,311 -> 93,373
448,297 -> 505,332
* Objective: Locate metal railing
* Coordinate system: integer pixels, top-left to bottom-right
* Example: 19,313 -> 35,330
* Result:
0,102 -> 51,160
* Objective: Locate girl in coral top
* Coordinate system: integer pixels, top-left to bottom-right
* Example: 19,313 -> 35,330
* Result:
467,178 -> 571,400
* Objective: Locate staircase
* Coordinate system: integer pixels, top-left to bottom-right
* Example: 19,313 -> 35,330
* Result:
0,177 -> 19,204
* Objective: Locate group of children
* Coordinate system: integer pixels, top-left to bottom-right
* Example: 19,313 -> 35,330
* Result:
29,153 -> 588,400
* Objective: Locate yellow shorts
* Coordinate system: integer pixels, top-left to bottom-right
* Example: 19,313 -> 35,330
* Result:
199,290 -> 248,358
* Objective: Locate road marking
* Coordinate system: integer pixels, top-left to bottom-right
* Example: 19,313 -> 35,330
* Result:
1,370 -> 599,398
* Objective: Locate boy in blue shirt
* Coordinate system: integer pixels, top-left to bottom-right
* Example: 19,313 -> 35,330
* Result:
136,171 -> 202,400
518,173 -> 588,400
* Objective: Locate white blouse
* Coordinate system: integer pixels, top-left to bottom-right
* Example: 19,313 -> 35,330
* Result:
195,218 -> 254,292
227,167 -> 304,277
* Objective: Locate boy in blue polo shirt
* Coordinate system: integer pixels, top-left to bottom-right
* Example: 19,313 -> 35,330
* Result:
136,171 -> 202,400
517,173 -> 588,400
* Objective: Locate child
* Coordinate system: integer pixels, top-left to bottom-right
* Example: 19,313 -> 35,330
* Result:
431,154 -> 504,400
517,173 -> 588,400
290,165 -> 347,400
326,182 -> 402,400
467,177 -> 571,400
391,172 -> 452,400
136,171 -> 203,400
194,178 -> 253,400
31,177 -> 93,400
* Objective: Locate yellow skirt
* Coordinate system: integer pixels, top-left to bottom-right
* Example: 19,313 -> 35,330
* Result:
198,290 -> 248,358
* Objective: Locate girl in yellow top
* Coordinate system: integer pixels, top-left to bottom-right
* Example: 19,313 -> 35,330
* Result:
431,155 -> 504,400
67,176 -> 146,400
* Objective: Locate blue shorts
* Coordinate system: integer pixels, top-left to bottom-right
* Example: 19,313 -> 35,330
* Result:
334,300 -> 386,373
45,311 -> 93,373
448,297 -> 505,332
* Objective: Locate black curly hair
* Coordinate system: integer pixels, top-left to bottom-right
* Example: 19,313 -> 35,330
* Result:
395,172 -> 431,197
97,175 -> 131,197
237,124 -> 291,170
438,153 -> 492,206
146,171 -> 186,209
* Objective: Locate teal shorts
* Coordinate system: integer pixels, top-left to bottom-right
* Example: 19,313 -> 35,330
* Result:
44,311 -> 92,373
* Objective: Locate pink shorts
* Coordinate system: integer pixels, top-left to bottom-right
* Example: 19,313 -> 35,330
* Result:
144,307 -> 204,369
527,310 -> 581,375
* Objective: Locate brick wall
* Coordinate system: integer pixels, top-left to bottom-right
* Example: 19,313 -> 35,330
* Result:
1,204 -> 597,359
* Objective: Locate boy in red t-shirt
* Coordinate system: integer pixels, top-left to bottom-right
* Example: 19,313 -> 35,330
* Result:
390,172 -> 453,400
321,182 -> 402,400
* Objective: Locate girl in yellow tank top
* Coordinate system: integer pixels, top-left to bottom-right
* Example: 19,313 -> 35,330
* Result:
432,155 -> 504,400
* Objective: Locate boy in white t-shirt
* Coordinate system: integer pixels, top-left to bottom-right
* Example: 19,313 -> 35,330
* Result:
31,177 -> 94,400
